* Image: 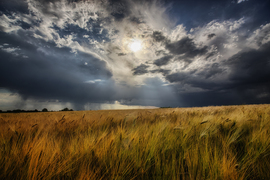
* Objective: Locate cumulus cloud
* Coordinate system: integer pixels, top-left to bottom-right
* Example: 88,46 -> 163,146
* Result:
247,23 -> 270,49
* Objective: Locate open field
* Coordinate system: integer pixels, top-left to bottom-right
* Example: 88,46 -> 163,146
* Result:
1,104 -> 270,180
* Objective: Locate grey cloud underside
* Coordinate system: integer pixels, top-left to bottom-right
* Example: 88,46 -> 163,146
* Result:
0,0 -> 29,14
176,91 -> 242,107
198,63 -> 224,79
151,69 -> 170,76
152,31 -> 206,59
0,32 -> 114,107
165,37 -> 208,58
152,31 -> 167,42
154,55 -> 173,66
152,31 -> 209,65
227,43 -> 270,89
132,64 -> 171,76
132,64 -> 149,75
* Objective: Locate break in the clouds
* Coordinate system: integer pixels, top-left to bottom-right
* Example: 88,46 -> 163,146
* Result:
0,0 -> 269,110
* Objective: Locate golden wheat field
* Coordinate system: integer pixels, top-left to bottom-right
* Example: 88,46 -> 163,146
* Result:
1,104 -> 270,180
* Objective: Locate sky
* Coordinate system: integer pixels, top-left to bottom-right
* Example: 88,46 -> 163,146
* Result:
0,0 -> 270,111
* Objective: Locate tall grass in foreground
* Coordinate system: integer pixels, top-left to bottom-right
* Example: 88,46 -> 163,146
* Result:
0,104 -> 270,179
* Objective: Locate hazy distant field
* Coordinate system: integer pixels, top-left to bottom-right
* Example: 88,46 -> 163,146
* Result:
1,105 -> 270,180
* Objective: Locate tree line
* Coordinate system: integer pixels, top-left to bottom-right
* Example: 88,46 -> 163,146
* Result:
0,108 -> 73,113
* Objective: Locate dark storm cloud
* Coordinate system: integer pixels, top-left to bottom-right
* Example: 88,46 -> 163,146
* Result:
154,55 -> 173,66
197,63 -> 224,79
227,42 -> 270,89
132,64 -> 149,75
152,31 -> 166,42
0,32 -> 115,109
0,0 -> 28,14
129,16 -> 143,24
165,42 -> 270,106
111,12 -> 125,21
155,50 -> 166,56
0,31 -> 36,52
165,70 -> 224,91
166,75 -> 250,107
176,90 -> 242,107
165,72 -> 188,83
152,31 -> 210,63
107,0 -> 131,21
151,69 -> 171,76
165,37 -> 208,58
207,33 -> 216,40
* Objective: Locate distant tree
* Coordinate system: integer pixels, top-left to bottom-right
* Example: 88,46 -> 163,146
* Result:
13,109 -> 22,113
34,109 -> 39,112
60,107 -> 73,111
0,110 -> 2,113
61,107 -> 70,111
42,108 -> 48,112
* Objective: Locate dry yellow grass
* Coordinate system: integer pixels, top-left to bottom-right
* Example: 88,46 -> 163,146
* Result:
1,104 -> 270,179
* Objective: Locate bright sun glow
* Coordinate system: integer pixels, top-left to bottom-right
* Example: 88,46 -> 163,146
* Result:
129,40 -> 142,52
